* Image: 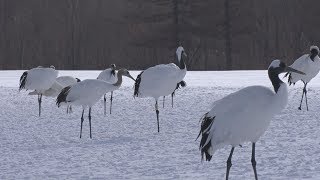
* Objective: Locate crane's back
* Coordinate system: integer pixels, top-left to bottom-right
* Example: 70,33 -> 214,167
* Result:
289,55 -> 320,83
66,79 -> 118,107
208,85 -> 288,149
25,68 -> 58,91
138,63 -> 182,98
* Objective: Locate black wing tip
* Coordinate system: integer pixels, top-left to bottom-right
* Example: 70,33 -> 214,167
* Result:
111,69 -> 116,76
56,86 -> 71,107
134,71 -> 143,97
288,73 -> 293,86
284,72 -> 289,78
19,71 -> 28,91
284,72 -> 295,86
198,115 -> 215,162
76,78 -> 81,82
201,150 -> 213,161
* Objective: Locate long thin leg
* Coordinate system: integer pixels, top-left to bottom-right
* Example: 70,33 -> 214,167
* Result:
304,83 -> 308,111
298,87 -> 305,110
226,147 -> 235,180
103,94 -> 106,116
38,94 -> 42,117
155,100 -> 160,132
171,91 -> 174,108
251,142 -> 258,180
67,105 -> 72,114
163,96 -> 165,108
89,107 -> 92,139
110,91 -> 113,114
80,109 -> 84,138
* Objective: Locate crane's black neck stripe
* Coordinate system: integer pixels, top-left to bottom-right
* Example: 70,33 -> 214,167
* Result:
19,71 -> 28,91
111,69 -> 116,76
268,68 -> 283,93
310,54 -> 317,61
134,71 -> 143,97
310,49 -> 318,61
179,54 -> 186,69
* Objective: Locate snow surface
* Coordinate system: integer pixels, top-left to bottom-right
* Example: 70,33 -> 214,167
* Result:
0,70 -> 320,179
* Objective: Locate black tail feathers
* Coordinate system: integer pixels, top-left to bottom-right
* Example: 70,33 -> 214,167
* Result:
284,72 -> 293,86
197,113 -> 215,161
19,71 -> 28,91
56,86 -> 71,107
134,71 -> 143,97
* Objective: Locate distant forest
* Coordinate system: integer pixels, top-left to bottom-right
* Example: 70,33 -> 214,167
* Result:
1,0 -> 320,70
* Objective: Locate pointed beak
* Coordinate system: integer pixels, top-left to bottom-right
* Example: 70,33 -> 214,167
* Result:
126,74 -> 136,81
286,67 -> 305,75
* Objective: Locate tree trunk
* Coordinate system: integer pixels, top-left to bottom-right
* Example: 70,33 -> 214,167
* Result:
224,0 -> 232,70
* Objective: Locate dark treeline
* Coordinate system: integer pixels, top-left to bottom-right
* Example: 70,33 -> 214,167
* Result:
1,0 -> 320,70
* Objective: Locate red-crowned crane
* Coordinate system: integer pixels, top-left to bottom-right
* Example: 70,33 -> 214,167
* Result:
134,46 -> 187,132
56,69 -> 135,139
19,65 -> 58,116
28,76 -> 81,113
97,64 -> 117,115
285,45 -> 320,110
197,60 -> 305,180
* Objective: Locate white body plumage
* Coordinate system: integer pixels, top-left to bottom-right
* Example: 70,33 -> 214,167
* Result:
198,59 -> 305,179
56,76 -> 80,87
134,46 -> 187,132
286,45 -> 320,110
28,76 -> 79,97
138,63 -> 186,99
97,68 -> 117,84
65,79 -> 119,107
135,46 -> 187,99
56,69 -> 135,138
19,66 -> 58,116
21,67 -> 58,93
206,84 -> 288,154
288,54 -> 320,84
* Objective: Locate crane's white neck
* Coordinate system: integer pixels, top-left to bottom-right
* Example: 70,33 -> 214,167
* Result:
273,84 -> 288,113
268,71 -> 288,113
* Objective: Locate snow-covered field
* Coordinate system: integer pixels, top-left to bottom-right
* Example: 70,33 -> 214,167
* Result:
0,70 -> 320,179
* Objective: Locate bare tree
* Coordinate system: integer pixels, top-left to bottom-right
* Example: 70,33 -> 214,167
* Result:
224,0 -> 232,70
1,0 -> 320,70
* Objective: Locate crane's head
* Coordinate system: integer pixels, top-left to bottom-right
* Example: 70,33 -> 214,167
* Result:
118,68 -> 135,81
269,60 -> 305,92
176,46 -> 187,62
310,45 -> 319,61
110,64 -> 116,70
268,60 -> 305,75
